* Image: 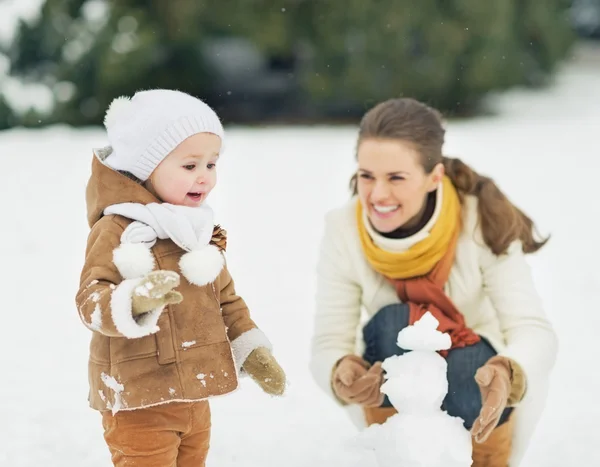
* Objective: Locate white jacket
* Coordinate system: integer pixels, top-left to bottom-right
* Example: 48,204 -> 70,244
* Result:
309,191 -> 558,466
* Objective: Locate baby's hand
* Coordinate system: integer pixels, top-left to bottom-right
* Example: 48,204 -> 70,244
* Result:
131,270 -> 183,316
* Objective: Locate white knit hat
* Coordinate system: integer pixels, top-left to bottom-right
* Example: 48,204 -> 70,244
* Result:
102,89 -> 224,181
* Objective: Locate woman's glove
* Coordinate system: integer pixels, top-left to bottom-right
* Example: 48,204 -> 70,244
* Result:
472,356 -> 526,443
331,355 -> 384,407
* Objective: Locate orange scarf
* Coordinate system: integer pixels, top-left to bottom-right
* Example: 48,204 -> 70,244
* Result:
389,225 -> 480,355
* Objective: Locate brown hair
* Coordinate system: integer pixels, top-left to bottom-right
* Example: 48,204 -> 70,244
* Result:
351,98 -> 548,255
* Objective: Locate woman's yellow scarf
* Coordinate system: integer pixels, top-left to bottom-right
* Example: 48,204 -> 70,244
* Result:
356,175 -> 461,279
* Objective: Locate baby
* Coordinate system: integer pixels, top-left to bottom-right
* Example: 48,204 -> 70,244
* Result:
75,89 -> 286,466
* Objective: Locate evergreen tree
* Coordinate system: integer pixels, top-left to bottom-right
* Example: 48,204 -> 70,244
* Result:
5,0 -> 575,125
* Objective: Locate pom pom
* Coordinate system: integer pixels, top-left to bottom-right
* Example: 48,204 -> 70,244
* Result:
179,244 -> 224,286
104,95 -> 132,130
113,243 -> 155,279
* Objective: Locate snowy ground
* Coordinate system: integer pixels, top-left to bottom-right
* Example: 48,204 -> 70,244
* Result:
1,48 -> 598,465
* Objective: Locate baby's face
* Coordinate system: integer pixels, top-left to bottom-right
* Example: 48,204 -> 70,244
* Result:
150,133 -> 221,207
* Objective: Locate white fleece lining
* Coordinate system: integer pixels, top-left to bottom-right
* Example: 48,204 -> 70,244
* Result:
110,278 -> 163,338
108,390 -> 239,413
230,328 -> 272,373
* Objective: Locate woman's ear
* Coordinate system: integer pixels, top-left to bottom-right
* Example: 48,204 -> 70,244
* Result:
427,162 -> 445,192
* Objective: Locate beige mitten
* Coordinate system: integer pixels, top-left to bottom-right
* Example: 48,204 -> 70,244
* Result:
331,355 -> 384,407
242,347 -> 287,396
472,356 -> 527,443
131,270 -> 183,316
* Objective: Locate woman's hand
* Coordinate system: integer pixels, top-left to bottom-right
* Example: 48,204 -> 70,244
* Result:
331,355 -> 384,407
472,356 -> 526,442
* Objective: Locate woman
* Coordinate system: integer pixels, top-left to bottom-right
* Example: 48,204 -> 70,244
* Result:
309,98 -> 557,466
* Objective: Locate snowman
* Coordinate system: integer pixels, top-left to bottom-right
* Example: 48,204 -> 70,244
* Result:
357,311 -> 473,467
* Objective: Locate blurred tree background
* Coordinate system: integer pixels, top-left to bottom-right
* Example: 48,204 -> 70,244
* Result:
1,0 -> 575,128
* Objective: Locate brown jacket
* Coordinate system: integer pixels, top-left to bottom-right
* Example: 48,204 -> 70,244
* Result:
76,152 -> 269,413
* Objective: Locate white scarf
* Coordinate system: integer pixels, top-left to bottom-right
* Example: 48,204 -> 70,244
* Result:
103,202 -> 224,287
104,202 -> 215,251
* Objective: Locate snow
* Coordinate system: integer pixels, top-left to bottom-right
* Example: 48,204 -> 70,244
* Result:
360,412 -> 472,467
380,313 -> 450,413
0,0 -> 54,115
0,0 -> 110,116
0,48 -> 599,465
0,0 -> 44,45
133,282 -> 152,298
182,340 -> 197,349
100,373 -> 124,415
358,313 -> 472,467
197,374 -> 207,387
395,311 -> 451,352
89,304 -> 102,331
1,79 -> 54,114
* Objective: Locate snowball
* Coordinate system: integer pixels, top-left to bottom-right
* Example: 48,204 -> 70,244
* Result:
397,311 -> 451,352
381,351 -> 448,412
364,412 -> 472,467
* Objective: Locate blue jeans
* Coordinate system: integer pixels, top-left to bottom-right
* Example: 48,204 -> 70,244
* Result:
362,303 -> 512,429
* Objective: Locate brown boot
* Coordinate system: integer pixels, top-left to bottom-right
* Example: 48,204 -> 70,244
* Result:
471,415 -> 514,467
363,406 -> 398,425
